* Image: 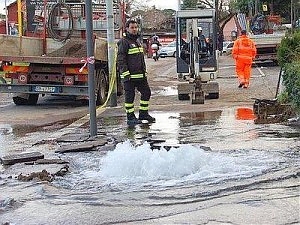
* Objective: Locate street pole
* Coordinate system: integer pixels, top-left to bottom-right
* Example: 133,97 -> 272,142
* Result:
17,0 -> 22,36
291,0 -> 293,32
5,0 -> 9,35
215,0 -> 219,31
43,0 -> 47,54
255,0 -> 259,15
106,0 -> 117,107
248,0 -> 253,17
85,1 -> 97,137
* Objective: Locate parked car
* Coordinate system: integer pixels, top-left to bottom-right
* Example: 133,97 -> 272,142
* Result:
222,41 -> 234,54
158,41 -> 176,58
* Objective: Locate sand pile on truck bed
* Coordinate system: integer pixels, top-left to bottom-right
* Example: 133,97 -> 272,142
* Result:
47,39 -> 87,58
47,38 -> 108,61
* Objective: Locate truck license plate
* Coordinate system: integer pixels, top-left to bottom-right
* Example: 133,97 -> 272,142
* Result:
33,86 -> 57,93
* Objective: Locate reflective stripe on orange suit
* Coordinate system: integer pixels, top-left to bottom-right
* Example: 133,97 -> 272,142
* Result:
232,35 -> 256,86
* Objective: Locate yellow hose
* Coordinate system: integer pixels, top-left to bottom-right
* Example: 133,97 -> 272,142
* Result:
97,44 -> 118,108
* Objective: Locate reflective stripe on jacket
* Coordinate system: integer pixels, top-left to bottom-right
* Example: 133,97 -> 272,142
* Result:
232,35 -> 257,64
117,36 -> 146,79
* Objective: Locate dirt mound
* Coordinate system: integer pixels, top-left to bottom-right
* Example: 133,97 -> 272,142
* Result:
47,39 -> 87,58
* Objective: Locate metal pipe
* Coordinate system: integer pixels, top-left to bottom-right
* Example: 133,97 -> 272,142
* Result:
85,1 -> 97,137
17,0 -> 22,36
43,0 -> 47,54
106,0 -> 117,107
291,0 -> 295,31
5,0 -> 9,35
255,0 -> 259,14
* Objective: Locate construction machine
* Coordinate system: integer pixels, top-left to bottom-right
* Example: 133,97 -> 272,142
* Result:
176,9 -> 219,104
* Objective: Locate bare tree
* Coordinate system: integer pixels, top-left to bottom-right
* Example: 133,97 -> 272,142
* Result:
131,6 -> 172,31
123,0 -> 151,13
182,0 -> 236,33
126,0 -> 236,32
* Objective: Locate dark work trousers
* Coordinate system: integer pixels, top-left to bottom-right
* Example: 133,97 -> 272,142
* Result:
123,78 -> 151,112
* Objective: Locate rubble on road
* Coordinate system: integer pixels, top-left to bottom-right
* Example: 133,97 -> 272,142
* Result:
253,98 -> 296,124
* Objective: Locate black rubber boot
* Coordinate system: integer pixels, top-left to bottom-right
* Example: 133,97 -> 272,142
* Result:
127,113 -> 141,126
138,111 -> 156,123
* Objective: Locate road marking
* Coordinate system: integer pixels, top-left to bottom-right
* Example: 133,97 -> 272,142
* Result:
0,104 -> 12,108
219,65 -> 235,69
256,66 -> 266,77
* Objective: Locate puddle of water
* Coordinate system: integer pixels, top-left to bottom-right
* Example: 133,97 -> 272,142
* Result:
95,107 -> 299,152
154,86 -> 178,96
235,107 -> 257,120
180,110 -> 222,126
53,106 -> 300,192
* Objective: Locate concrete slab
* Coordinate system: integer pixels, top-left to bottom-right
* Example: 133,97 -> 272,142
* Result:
56,133 -> 90,143
0,152 -> 44,165
55,139 -> 107,153
24,159 -> 68,165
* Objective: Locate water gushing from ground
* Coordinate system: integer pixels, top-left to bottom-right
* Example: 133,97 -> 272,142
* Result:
55,140 -> 283,192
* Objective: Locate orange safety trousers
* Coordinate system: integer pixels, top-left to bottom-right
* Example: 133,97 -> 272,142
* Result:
235,60 -> 252,86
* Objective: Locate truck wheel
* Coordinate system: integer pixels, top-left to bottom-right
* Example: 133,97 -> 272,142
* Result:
208,93 -> 219,99
13,94 -> 39,105
95,68 -> 108,106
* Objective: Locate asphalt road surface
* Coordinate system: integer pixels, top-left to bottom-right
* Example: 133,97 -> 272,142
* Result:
1,55 -> 299,225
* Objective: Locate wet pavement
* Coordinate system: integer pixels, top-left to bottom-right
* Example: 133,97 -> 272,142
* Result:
0,56 -> 299,224
1,107 -> 299,224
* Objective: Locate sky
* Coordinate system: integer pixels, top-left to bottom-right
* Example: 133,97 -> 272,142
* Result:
147,0 -> 179,10
0,0 -> 14,15
0,0 -> 179,15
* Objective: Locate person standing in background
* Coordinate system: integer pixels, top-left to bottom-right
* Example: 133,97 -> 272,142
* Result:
232,30 -> 257,88
197,27 -> 208,54
217,32 -> 224,55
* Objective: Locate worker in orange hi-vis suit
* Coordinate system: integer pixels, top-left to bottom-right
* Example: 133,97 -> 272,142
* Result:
232,30 -> 257,88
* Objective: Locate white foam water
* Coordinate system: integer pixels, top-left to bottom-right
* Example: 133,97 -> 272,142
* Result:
97,140 -> 277,186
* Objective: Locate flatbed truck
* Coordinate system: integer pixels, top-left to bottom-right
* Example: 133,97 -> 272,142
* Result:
0,35 -> 117,105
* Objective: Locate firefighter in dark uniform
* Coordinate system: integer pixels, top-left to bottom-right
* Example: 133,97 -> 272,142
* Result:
117,19 -> 156,125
